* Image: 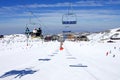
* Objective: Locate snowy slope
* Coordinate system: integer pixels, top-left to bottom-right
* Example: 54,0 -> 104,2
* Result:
87,27 -> 120,42
0,33 -> 120,80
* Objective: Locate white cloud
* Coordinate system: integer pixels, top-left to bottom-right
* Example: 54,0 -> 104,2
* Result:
0,1 -> 120,29
0,1 -> 110,11
0,0 -> 120,13
106,0 -> 120,5
24,0 -> 120,8
76,0 -> 120,6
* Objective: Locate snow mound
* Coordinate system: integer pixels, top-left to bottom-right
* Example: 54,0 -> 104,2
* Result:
87,27 -> 120,42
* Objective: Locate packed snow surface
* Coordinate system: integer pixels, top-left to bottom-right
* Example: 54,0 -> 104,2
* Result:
0,34 -> 120,80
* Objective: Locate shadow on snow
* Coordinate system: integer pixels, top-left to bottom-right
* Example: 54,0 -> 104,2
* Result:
69,64 -> 88,67
0,68 -> 38,79
38,58 -> 51,61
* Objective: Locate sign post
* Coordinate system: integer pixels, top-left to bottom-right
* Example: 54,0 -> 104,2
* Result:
25,27 -> 30,46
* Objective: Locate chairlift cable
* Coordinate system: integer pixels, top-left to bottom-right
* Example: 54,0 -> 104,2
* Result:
62,1 -> 77,25
68,2 -> 73,15
30,11 -> 48,30
24,6 -> 48,31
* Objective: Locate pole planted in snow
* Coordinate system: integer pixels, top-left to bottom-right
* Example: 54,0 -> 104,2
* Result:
25,27 -> 30,46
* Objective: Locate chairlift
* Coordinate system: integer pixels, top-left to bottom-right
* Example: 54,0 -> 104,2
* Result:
62,2 -> 77,25
62,13 -> 77,24
62,30 -> 72,40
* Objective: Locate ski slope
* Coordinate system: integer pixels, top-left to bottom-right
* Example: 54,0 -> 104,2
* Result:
0,34 -> 120,80
87,27 -> 120,43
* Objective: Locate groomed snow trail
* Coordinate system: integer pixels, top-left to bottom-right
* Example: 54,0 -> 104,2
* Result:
0,40 -> 120,80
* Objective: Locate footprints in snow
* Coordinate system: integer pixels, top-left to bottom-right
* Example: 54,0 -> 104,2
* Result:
65,51 -> 88,68
69,64 -> 88,67
67,57 -> 76,60
38,59 -> 51,61
38,49 -> 59,62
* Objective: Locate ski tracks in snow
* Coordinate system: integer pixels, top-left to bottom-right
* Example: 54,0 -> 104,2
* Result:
63,42 -> 120,80
64,45 -> 99,80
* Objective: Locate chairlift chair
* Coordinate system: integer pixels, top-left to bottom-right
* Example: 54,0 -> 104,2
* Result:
62,13 -> 77,24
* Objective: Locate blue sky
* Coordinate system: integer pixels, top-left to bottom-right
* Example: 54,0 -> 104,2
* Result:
0,0 -> 120,35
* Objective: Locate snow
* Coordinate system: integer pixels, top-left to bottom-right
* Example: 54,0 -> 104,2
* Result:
87,27 -> 120,43
0,29 -> 120,80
